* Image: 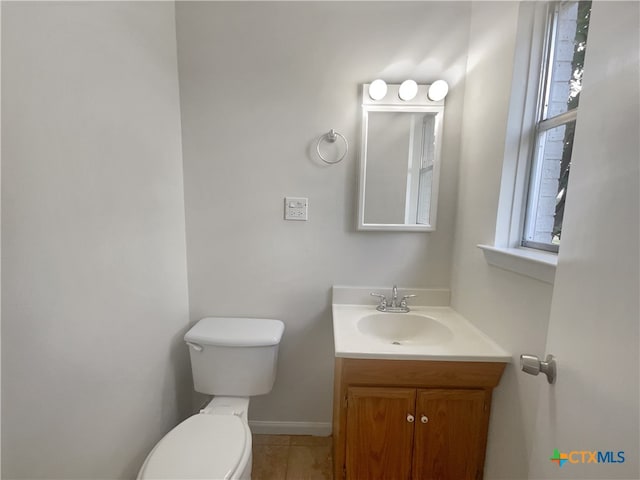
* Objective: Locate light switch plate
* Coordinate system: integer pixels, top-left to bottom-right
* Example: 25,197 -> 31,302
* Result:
284,197 -> 308,221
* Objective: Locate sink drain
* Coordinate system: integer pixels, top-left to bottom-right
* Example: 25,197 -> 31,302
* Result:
391,341 -> 402,345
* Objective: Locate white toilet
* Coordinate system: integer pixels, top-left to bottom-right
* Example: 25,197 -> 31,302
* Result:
137,317 -> 285,480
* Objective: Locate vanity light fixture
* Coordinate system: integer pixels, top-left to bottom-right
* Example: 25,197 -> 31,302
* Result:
427,80 -> 449,101
364,80 -> 448,105
368,79 -> 388,101
398,79 -> 418,101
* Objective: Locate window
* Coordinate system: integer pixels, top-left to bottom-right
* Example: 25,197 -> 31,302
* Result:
480,1 -> 593,283
523,1 -> 591,252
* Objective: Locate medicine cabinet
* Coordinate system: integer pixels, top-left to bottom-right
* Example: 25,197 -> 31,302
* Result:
357,83 -> 445,231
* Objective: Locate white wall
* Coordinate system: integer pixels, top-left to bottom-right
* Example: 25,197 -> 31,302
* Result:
451,3 -> 555,478
175,1 -> 471,427
528,2 -> 639,478
1,2 -> 190,478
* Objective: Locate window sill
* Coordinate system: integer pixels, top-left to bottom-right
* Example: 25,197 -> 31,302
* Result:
477,244 -> 557,284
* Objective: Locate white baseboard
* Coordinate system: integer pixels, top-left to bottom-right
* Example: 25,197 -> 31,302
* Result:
249,421 -> 332,437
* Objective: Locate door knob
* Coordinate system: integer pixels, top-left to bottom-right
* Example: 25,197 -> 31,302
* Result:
520,354 -> 556,384
421,415 -> 428,424
407,414 -> 415,423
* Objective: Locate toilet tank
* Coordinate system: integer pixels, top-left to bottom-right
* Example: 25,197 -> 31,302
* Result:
184,317 -> 285,396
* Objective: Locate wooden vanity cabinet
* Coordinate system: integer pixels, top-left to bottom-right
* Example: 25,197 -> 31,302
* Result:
333,358 -> 505,480
346,386 -> 416,480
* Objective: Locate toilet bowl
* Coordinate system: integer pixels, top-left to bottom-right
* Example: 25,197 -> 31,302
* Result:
137,397 -> 252,479
137,317 -> 285,480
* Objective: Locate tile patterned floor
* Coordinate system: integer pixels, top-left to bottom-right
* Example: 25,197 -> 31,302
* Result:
252,434 -> 333,480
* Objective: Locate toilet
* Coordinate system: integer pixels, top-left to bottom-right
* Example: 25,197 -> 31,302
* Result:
137,317 -> 285,480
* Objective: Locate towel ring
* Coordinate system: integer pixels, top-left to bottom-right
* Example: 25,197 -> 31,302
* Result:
316,129 -> 348,164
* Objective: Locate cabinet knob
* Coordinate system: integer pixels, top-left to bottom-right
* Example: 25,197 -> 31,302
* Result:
407,414 -> 415,423
421,415 -> 428,424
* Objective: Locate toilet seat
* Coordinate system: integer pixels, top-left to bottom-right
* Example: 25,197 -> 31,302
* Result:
137,413 -> 250,479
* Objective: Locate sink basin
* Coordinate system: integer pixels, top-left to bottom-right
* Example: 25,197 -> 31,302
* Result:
332,298 -> 511,361
357,313 -> 454,346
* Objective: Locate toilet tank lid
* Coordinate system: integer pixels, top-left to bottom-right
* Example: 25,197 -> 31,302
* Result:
184,317 -> 285,347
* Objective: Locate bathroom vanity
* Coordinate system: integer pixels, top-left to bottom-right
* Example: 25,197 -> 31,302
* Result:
333,358 -> 504,480
331,288 -> 509,480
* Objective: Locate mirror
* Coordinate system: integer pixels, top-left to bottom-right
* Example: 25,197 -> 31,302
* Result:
357,83 -> 444,231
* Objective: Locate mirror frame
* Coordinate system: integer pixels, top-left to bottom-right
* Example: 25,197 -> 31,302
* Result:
357,84 -> 445,231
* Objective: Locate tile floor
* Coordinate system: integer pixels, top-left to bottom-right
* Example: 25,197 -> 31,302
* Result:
252,434 -> 333,480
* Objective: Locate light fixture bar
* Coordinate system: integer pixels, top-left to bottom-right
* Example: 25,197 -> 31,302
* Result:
362,81 -> 448,106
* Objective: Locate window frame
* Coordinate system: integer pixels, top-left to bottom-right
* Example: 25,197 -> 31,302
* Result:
521,1 -> 583,253
479,2 -> 560,283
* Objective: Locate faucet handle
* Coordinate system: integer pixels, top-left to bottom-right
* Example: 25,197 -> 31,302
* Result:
370,292 -> 387,306
400,294 -> 417,307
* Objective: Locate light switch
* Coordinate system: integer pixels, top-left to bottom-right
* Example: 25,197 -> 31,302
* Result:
284,197 -> 308,221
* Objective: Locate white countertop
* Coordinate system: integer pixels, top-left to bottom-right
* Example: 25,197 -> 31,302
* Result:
332,304 -> 510,362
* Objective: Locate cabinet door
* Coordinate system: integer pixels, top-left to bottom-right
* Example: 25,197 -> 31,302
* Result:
413,389 -> 488,480
346,386 -> 416,480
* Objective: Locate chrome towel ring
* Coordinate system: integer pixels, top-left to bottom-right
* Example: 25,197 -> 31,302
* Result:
316,129 -> 348,164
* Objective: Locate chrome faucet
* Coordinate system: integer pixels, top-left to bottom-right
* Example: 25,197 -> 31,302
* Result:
391,285 -> 399,308
370,285 -> 416,313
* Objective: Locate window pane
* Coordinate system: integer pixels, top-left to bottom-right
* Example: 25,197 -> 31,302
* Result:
543,1 -> 591,119
523,1 -> 591,252
524,121 -> 576,248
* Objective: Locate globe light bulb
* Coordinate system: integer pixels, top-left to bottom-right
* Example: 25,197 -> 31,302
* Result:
428,80 -> 449,101
368,79 -> 388,101
398,80 -> 418,101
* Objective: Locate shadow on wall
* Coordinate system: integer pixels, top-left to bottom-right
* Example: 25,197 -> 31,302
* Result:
170,326 -> 195,420
485,365 -> 532,477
